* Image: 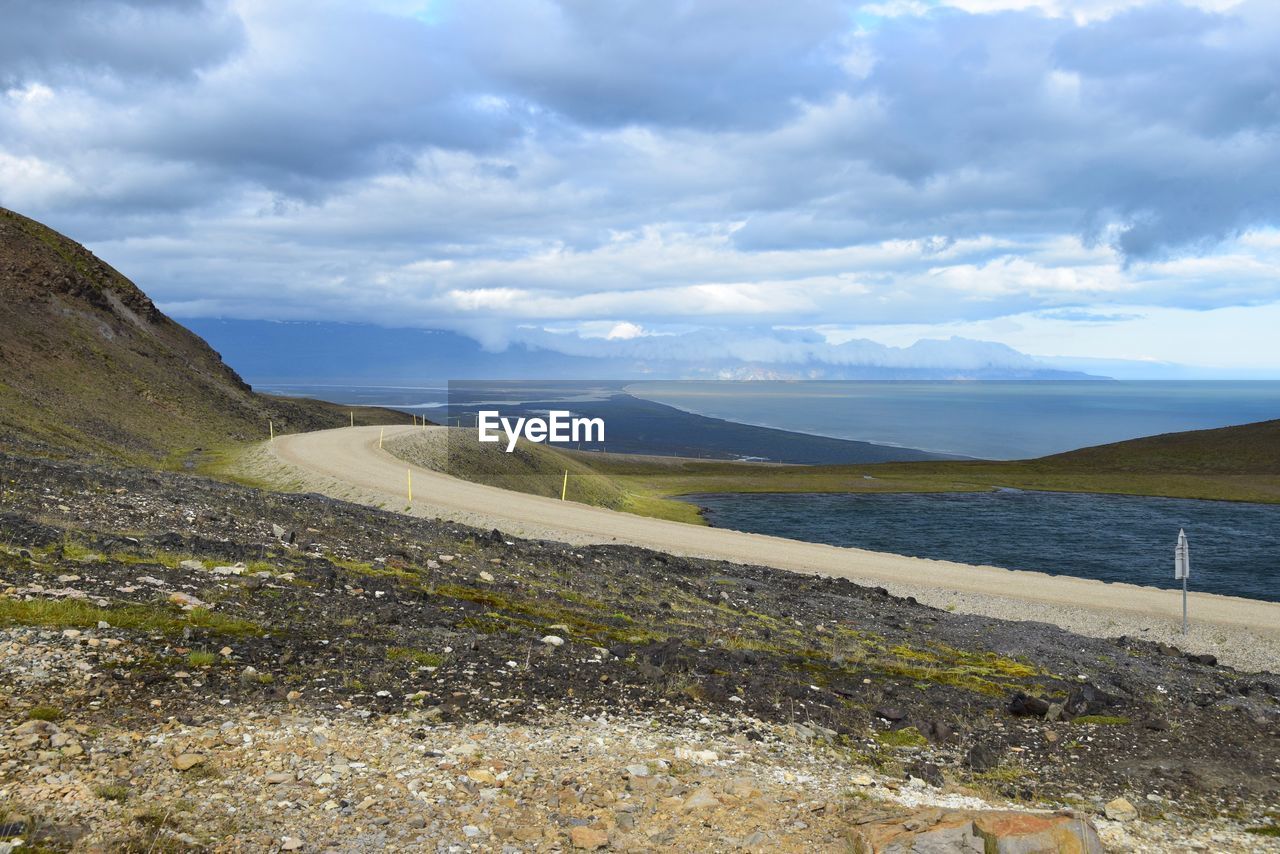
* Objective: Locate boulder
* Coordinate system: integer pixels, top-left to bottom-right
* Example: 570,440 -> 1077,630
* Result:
1064,685 -> 1116,718
1103,797 -> 1138,822
966,744 -> 1002,772
172,753 -> 205,771
848,807 -> 1103,853
569,825 -> 608,850
1008,692 -> 1051,717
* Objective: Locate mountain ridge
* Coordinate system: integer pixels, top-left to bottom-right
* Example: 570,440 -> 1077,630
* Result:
0,207 -> 410,462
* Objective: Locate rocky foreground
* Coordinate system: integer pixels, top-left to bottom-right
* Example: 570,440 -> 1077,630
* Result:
1,451 -> 1278,852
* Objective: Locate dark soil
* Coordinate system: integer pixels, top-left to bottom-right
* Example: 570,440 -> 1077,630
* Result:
2,450 -> 1278,821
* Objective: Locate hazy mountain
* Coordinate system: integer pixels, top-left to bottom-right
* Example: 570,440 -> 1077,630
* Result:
178,319 -> 1101,383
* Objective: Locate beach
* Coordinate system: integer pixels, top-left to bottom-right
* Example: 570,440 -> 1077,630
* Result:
247,424 -> 1280,672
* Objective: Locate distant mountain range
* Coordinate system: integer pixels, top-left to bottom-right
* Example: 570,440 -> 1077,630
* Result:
178,318 -> 1101,383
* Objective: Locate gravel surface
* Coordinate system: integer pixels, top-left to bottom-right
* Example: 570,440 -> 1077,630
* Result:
2,449 -> 1279,850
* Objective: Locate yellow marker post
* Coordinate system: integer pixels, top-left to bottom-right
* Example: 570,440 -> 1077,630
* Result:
269,420 -> 274,442
350,411 -> 354,428
407,468 -> 413,505
379,427 -> 385,449
561,470 -> 568,501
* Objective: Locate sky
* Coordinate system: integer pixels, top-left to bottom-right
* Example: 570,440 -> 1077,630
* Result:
2,0 -> 1279,376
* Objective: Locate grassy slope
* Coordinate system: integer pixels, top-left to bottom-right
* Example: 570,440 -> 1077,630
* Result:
0,207 -> 413,466
386,430 -> 700,522
388,419 -> 1280,522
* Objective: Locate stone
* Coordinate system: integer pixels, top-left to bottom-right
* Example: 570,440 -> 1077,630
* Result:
172,753 -> 205,771
625,763 -> 650,778
569,825 -> 608,850
1008,692 -> 1051,717
848,808 -> 1103,854
725,778 -> 761,800
966,744 -> 1002,772
906,760 -> 944,788
973,811 -> 1104,853
265,772 -> 291,785
1064,684 -> 1116,718
168,592 -> 209,611
850,773 -> 875,787
467,769 -> 499,786
1104,797 -> 1138,822
14,720 -> 58,737
179,559 -> 204,571
680,788 -> 721,812
281,837 -> 303,851
541,635 -> 565,647
479,571 -> 495,583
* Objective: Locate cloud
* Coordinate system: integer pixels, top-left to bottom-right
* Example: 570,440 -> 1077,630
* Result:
444,0 -> 853,130
1,0 -> 1278,373
0,0 -> 246,86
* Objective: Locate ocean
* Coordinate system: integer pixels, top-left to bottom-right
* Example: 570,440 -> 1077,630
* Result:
629,380 -> 1280,459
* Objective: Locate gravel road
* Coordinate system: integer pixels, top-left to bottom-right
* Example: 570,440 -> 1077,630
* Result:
255,425 -> 1280,672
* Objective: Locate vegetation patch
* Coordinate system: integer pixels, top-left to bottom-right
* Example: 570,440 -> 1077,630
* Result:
874,726 -> 928,748
0,598 -> 262,637
1245,825 -> 1280,838
386,646 -> 444,667
1070,715 -> 1131,726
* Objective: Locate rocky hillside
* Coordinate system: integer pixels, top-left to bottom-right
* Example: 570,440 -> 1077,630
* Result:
0,208 -> 410,463
1,451 -> 1277,850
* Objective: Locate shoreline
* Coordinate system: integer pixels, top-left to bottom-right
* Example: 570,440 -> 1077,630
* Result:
241,425 -> 1280,673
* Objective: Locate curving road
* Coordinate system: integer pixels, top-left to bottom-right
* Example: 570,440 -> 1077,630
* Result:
261,425 -> 1280,669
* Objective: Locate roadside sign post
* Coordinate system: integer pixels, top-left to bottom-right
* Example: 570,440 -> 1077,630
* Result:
1174,528 -> 1190,635
561,470 -> 568,501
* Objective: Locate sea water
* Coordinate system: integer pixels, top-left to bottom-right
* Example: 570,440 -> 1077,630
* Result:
630,380 -> 1280,459
689,490 -> 1280,602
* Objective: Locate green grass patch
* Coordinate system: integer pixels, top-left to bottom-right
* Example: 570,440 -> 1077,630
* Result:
874,726 -> 928,748
0,598 -> 262,637
1070,715 -> 1131,726
27,705 -> 62,721
871,642 -> 1044,697
186,650 -> 218,667
96,783 -> 131,802
387,646 -> 444,667
1245,825 -> 1280,838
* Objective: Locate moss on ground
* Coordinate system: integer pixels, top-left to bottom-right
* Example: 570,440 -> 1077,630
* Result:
874,727 -> 928,748
0,598 -> 262,637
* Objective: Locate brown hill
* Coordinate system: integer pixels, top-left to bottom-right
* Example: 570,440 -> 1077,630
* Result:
0,207 -> 410,463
